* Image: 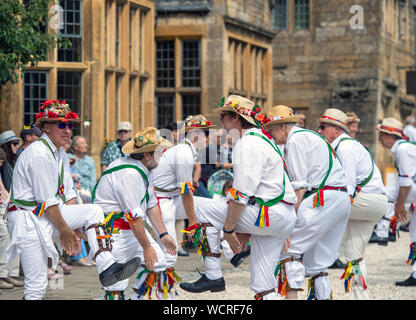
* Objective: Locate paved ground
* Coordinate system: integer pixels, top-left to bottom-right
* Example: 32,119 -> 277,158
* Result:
0,230 -> 415,300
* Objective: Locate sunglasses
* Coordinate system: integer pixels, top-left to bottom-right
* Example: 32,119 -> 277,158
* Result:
118,130 -> 130,134
58,122 -> 74,130
11,141 -> 20,146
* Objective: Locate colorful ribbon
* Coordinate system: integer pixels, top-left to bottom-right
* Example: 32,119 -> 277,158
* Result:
33,201 -> 46,218
313,189 -> 325,208
255,204 -> 270,228
181,224 -> 208,256
407,242 -> 416,265
180,182 -> 195,195
340,260 -> 367,293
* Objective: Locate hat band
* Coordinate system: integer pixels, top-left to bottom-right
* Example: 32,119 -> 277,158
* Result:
379,125 -> 404,135
218,98 -> 262,118
320,116 -> 346,126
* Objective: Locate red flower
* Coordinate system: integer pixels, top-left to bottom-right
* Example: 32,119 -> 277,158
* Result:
35,112 -> 44,120
47,111 -> 58,119
65,111 -> 79,120
40,99 -> 54,110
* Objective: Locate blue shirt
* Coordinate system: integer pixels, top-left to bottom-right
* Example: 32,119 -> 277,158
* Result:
67,153 -> 97,192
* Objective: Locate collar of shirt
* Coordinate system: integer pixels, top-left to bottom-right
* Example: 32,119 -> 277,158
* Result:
41,133 -> 59,156
286,125 -> 304,141
331,132 -> 351,149
391,139 -> 407,154
184,138 -> 198,161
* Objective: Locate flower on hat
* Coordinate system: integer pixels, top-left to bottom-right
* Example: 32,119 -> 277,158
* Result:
65,111 -> 79,120
47,111 -> 58,119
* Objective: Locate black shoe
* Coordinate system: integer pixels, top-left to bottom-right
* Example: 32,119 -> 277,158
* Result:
369,233 -> 388,246
329,258 -> 346,269
178,248 -> 189,257
180,272 -> 225,293
230,247 -> 251,268
388,232 -> 396,242
399,222 -> 410,232
395,275 -> 416,286
99,257 -> 141,287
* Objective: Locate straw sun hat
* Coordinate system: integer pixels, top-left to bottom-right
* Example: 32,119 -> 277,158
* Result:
214,95 -> 263,126
263,105 -> 300,127
319,108 -> 350,133
122,127 -> 172,154
377,118 -> 406,139
346,112 -> 360,124
183,114 -> 216,133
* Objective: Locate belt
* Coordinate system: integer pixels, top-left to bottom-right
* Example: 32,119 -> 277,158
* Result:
304,186 -> 347,199
154,186 -> 179,193
248,196 -> 294,207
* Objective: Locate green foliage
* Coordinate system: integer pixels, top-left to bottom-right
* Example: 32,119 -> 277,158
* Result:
0,0 -> 69,86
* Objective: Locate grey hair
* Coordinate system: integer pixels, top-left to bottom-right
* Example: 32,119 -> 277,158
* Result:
69,135 -> 87,153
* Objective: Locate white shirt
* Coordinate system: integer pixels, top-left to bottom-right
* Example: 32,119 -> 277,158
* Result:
10,133 -> 76,211
391,139 -> 416,187
231,128 -> 297,205
284,126 -> 347,191
152,138 -> 197,198
332,132 -> 385,195
93,157 -> 158,219
403,125 -> 416,143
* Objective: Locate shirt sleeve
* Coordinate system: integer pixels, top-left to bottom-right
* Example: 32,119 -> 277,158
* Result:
63,154 -> 76,202
113,169 -> 147,219
231,136 -> 266,204
396,147 -> 416,187
285,135 -> 309,191
173,145 -> 194,187
336,143 -> 358,196
29,155 -> 60,210
147,175 -> 158,209
100,143 -> 113,166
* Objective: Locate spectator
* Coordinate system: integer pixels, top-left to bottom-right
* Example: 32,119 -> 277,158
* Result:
17,126 -> 42,157
166,121 -> 180,145
100,121 -> 132,172
403,114 -> 416,143
67,135 -> 97,194
0,130 -> 20,192
0,143 -> 24,290
295,111 -> 307,128
346,112 -> 360,139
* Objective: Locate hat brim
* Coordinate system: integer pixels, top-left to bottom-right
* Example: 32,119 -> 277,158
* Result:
263,116 -> 300,128
319,119 -> 350,133
35,118 -> 82,128
122,138 -> 172,154
214,106 -> 257,126
377,125 -> 404,138
184,125 -> 216,133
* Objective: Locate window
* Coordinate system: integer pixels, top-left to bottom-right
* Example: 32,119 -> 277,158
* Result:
272,0 -> 289,30
57,71 -> 82,127
399,0 -> 408,38
116,4 -> 122,67
156,94 -> 175,128
23,71 -> 48,126
182,94 -> 201,118
182,40 -> 201,87
156,40 -> 175,88
294,0 -> 309,30
58,0 -> 82,62
129,7 -> 136,69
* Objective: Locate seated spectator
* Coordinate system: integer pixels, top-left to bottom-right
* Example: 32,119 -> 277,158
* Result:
100,121 -> 132,172
0,130 -> 20,192
295,111 -> 307,128
17,126 -> 42,157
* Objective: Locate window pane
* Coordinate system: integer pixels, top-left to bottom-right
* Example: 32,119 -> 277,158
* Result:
22,71 -> 48,126
182,94 -> 201,119
272,0 -> 288,30
182,40 -> 201,87
58,0 -> 82,62
156,40 -> 175,88
156,94 -> 175,128
294,0 -> 309,30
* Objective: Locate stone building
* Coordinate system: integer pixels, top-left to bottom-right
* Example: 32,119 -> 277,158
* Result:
154,0 -> 275,128
0,0 -> 155,172
270,0 -> 416,172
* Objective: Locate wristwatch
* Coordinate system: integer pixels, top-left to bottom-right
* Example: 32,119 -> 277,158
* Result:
223,226 -> 235,234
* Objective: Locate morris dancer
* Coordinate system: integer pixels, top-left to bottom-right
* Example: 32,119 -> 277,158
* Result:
180,96 -> 298,300
92,127 -> 178,300
377,118 -> 416,287
264,105 -> 350,300
346,112 -> 360,139
151,115 -> 217,285
4,100 -> 140,300
318,108 -> 387,299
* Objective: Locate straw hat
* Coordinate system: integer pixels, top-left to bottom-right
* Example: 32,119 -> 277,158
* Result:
263,105 -> 300,128
214,95 -> 262,126
35,99 -> 81,128
377,118 -> 405,139
346,112 -> 360,124
122,127 -> 172,154
319,108 -> 349,132
184,114 -> 216,133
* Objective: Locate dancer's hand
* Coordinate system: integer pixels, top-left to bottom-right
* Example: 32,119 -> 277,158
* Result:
161,234 -> 178,256
395,202 -> 407,223
74,228 -> 88,242
143,246 -> 158,271
236,233 -> 250,252
224,232 -> 241,254
281,237 -> 291,255
60,227 -> 81,256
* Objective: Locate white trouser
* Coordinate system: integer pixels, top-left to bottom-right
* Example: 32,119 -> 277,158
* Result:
0,211 -> 20,278
375,184 -> 416,239
6,204 -> 115,300
282,190 -> 351,299
339,192 -> 387,300
151,195 -> 218,268
103,229 -> 168,299
196,199 -> 297,297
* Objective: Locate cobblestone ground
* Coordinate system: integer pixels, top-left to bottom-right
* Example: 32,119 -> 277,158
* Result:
0,230 -> 415,300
